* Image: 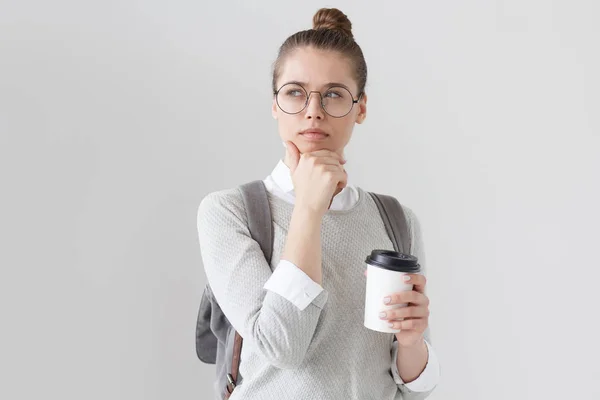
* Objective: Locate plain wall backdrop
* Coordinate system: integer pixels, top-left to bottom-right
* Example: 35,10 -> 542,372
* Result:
1,1 -> 599,399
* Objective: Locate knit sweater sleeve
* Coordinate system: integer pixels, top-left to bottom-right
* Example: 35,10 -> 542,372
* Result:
197,189 -> 328,370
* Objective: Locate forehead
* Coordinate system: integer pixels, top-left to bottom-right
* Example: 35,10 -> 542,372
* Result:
278,47 -> 356,91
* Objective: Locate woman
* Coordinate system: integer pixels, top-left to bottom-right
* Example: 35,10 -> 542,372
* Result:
197,8 -> 440,399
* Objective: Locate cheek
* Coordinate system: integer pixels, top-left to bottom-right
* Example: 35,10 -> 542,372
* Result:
332,119 -> 354,139
277,115 -> 299,138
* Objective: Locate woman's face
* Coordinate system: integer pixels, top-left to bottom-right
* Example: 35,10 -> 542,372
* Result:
272,47 -> 367,157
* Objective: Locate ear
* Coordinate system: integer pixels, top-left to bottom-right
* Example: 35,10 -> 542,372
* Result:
272,96 -> 278,120
355,92 -> 367,124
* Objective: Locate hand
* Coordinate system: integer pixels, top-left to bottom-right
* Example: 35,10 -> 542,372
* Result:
365,270 -> 430,347
285,141 -> 347,215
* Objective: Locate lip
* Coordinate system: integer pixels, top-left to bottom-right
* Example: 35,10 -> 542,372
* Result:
300,128 -> 329,140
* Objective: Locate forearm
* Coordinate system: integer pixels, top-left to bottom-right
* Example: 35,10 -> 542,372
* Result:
396,338 -> 428,383
198,191 -> 327,369
282,206 -> 323,285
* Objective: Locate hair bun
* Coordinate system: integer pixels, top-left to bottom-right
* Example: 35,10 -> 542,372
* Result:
312,8 -> 353,39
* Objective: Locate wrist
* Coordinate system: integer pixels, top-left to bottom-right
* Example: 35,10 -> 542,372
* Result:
395,337 -> 429,384
293,203 -> 325,219
396,335 -> 426,350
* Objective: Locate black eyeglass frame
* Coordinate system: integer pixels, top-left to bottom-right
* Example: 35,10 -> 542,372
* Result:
273,83 -> 364,118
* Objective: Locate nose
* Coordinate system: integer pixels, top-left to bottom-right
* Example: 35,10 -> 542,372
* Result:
304,92 -> 324,120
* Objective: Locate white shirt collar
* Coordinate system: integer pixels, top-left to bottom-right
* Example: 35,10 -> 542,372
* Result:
270,159 -> 296,194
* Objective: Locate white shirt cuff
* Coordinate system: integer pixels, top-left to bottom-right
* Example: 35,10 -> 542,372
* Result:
391,339 -> 440,392
263,259 -> 324,311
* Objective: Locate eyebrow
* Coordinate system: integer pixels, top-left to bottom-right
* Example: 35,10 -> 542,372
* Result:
284,80 -> 352,91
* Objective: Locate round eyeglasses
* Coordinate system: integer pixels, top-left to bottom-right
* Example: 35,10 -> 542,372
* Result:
274,83 -> 363,118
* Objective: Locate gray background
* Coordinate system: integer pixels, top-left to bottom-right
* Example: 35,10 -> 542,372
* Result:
1,0 -> 599,399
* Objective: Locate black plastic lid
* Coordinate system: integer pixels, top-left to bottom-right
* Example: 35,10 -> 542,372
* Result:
365,250 -> 420,273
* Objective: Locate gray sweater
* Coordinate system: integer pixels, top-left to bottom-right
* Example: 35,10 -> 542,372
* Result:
197,185 -> 436,399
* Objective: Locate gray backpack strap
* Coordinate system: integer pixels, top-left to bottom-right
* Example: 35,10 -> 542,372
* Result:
368,192 -> 410,254
195,286 -> 219,363
369,192 -> 432,346
239,180 -> 273,264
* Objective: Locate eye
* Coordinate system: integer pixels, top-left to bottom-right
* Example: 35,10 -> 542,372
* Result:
325,90 -> 343,99
285,89 -> 304,97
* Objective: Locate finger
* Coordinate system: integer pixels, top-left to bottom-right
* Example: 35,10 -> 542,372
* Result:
329,168 -> 348,190
285,141 -> 301,173
327,171 -> 347,210
307,149 -> 346,163
312,157 -> 347,167
320,164 -> 347,177
383,290 -> 429,306
404,273 -> 427,294
379,305 -> 429,321
388,318 -> 427,331
339,168 -> 348,188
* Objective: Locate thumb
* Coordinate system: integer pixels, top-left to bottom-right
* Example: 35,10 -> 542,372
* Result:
285,141 -> 301,173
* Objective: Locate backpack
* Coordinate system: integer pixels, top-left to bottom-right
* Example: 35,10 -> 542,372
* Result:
196,179 -> 412,399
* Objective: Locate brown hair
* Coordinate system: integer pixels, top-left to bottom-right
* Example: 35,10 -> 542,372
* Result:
271,8 -> 368,97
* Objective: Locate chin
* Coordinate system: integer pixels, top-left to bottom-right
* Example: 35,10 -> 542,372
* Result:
301,142 -> 335,153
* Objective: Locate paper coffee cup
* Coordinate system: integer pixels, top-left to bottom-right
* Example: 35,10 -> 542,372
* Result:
363,250 -> 421,333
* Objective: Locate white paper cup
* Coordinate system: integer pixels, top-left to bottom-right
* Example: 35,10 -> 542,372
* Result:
363,250 -> 420,334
